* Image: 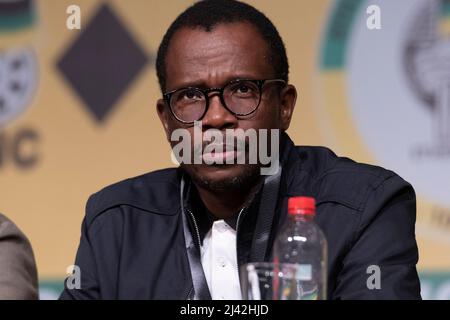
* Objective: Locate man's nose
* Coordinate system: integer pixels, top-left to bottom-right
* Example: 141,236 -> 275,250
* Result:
201,93 -> 238,130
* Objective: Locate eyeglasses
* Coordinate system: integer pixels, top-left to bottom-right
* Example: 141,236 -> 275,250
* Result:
163,79 -> 286,124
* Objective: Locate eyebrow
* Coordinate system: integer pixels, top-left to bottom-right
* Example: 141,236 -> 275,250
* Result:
169,74 -> 261,91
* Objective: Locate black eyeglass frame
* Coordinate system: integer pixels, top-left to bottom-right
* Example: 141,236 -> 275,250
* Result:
163,78 -> 287,124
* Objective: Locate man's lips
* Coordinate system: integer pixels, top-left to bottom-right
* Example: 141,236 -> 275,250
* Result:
201,144 -> 244,164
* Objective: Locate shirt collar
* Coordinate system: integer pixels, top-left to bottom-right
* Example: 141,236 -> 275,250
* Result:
185,184 -> 243,243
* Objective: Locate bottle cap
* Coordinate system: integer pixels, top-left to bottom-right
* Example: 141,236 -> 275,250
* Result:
288,196 -> 316,216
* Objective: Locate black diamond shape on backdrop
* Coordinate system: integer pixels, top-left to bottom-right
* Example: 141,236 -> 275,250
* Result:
57,4 -> 148,123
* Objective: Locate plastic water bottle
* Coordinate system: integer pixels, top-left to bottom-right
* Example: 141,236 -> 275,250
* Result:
272,196 -> 328,300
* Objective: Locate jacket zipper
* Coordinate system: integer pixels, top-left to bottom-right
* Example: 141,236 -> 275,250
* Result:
186,208 -> 202,250
235,206 -> 246,238
185,208 -> 202,300
185,286 -> 194,300
235,206 -> 246,276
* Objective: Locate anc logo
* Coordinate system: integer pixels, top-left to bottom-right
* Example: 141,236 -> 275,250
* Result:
317,0 -> 450,245
0,0 -> 38,128
0,47 -> 37,128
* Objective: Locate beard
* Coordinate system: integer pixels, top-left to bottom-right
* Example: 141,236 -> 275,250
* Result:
181,163 -> 262,192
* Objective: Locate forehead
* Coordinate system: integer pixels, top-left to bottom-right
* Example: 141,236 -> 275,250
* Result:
164,22 -> 274,90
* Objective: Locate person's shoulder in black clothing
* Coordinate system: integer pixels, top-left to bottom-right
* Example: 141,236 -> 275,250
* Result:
83,168 -> 181,228
285,145 -> 421,299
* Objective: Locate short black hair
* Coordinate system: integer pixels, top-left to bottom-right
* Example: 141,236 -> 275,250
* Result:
156,0 -> 289,93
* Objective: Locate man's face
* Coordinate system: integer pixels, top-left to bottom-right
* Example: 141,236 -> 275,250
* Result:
157,22 -> 296,191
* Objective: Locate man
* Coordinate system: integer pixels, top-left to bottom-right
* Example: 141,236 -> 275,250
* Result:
0,213 -> 38,300
60,0 -> 421,299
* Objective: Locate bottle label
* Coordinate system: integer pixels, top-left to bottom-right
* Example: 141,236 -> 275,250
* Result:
295,264 -> 312,281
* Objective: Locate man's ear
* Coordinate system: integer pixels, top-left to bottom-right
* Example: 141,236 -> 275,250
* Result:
279,84 -> 297,131
157,99 -> 171,141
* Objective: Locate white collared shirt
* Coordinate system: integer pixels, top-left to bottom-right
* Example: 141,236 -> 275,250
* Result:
200,219 -> 242,300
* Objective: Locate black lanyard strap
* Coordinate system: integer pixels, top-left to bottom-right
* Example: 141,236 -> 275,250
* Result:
180,176 -> 212,300
249,167 -> 282,262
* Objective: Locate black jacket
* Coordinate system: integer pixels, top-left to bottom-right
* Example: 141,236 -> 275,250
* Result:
60,134 -> 421,300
